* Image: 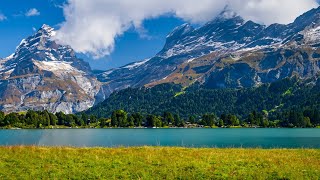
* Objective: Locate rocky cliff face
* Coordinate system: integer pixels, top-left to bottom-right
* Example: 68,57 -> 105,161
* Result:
97,7 -> 320,94
0,25 -> 104,114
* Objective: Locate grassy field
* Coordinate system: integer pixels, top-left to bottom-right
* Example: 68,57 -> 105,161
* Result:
0,147 -> 319,179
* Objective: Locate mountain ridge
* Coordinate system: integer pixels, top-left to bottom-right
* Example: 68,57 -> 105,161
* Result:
97,6 -> 320,93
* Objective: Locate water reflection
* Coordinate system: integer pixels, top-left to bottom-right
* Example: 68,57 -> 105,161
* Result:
0,128 -> 319,148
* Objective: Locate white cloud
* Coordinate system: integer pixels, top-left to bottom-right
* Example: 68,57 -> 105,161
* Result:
25,8 -> 40,17
230,0 -> 319,25
0,13 -> 7,21
55,0 -> 319,58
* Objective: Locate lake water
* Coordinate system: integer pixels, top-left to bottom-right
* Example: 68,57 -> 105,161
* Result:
0,128 -> 319,148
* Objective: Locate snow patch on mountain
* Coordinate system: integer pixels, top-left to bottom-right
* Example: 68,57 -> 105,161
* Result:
302,25 -> 320,43
123,58 -> 150,70
0,54 -> 14,71
186,58 -> 196,63
5,53 -> 14,60
33,60 -> 83,74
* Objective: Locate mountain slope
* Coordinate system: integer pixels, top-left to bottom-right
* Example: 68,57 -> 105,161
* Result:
0,25 -> 104,114
97,7 -> 320,95
85,77 -> 320,122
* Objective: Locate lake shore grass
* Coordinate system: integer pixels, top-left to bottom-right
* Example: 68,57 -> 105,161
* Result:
0,146 -> 319,179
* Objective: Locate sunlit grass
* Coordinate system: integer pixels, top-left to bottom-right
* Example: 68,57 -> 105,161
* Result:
0,146 -> 319,179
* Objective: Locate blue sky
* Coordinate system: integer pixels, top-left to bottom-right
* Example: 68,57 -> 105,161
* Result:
0,0 -> 319,70
0,0 -> 184,70
0,0 -> 64,55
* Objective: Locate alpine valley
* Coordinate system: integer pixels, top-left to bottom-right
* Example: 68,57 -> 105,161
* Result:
2,6 -> 320,115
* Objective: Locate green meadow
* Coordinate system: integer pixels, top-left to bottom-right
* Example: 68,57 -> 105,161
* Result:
0,146 -> 319,179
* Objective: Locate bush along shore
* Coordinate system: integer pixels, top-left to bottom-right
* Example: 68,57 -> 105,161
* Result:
0,146 -> 319,179
0,108 -> 319,129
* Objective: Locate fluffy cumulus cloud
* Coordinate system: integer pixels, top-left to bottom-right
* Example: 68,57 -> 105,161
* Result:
0,13 -> 7,21
25,8 -> 40,17
55,0 -> 319,58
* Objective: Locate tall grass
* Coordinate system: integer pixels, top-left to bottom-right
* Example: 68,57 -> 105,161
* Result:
0,146 -> 319,179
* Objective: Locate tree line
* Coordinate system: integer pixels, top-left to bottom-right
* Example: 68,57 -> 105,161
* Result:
110,108 -> 319,128
1,108 -> 319,128
0,110 -> 98,128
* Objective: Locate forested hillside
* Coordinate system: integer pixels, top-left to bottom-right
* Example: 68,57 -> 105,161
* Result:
85,77 -> 320,122
1,77 -> 319,129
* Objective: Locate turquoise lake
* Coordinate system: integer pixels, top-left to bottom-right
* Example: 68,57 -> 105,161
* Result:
0,128 -> 319,148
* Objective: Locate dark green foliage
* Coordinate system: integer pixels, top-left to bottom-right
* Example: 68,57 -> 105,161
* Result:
85,83 -> 181,118
218,119 -> 224,127
276,108 -> 319,128
49,113 -> 57,126
55,112 -> 66,126
201,114 -> 216,127
4,113 -> 19,126
103,108 -> 318,128
84,77 -> 320,127
163,112 -> 174,126
0,110 -> 101,128
0,111 -> 5,126
99,118 -> 107,128
111,110 -> 128,127
0,107 -> 317,128
131,113 -> 143,127
81,113 -> 88,124
146,114 -> 162,127
173,114 -> 182,127
145,115 -> 155,127
220,114 -> 240,127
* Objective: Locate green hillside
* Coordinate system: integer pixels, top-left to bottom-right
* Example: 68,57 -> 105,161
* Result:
85,77 -> 320,124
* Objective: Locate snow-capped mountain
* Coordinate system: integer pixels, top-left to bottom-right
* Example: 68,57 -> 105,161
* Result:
0,25 -> 104,114
97,6 -> 320,93
1,6 -> 320,114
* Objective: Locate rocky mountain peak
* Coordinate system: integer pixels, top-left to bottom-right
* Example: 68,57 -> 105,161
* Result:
293,6 -> 320,25
166,23 -> 194,39
39,24 -> 56,36
0,24 -> 103,114
16,28 -> 55,53
7,24 -> 92,74
159,8 -> 249,59
165,23 -> 194,48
